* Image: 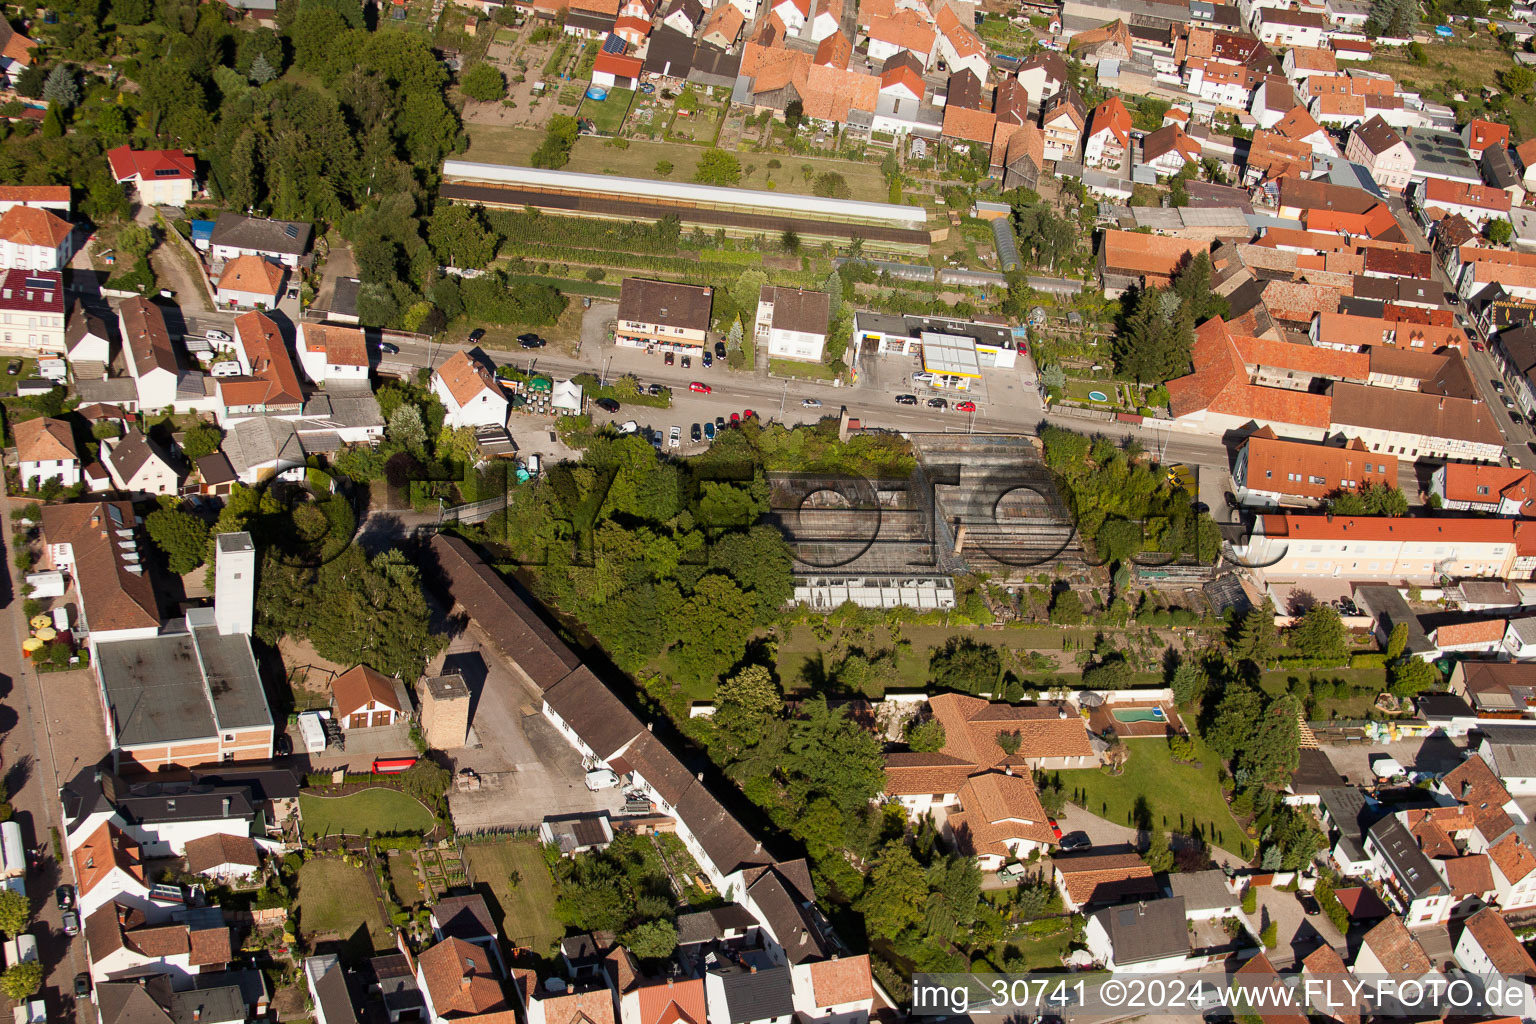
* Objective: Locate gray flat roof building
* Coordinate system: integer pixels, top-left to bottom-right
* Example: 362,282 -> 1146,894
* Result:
1403,129 -> 1483,185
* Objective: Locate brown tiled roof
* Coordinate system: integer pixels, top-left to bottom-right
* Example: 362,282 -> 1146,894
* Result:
808,955 -> 873,1007
866,8 -> 933,51
1240,430 -> 1394,501
183,832 -> 260,874
1247,130 -> 1314,179
1328,381 -> 1505,449
883,752 -> 974,795
1288,45 -> 1335,72
1088,96 -> 1131,148
935,5 -> 982,58
13,415 -> 77,463
1434,619 -> 1507,646
301,322 -> 368,367
1361,915 -> 1432,975
1101,230 -> 1205,279
0,205 -> 71,247
760,286 -> 830,336
418,937 -> 509,1016
618,278 -> 713,332
1167,317 -> 1334,429
40,501 -> 160,633
72,822 -> 146,898
993,77 -> 1029,125
1465,118 -> 1510,153
950,772 -> 1056,857
1053,851 -> 1157,906
434,349 -> 503,409
1353,115 -> 1404,156
942,104 -> 996,144
637,978 -> 707,1024
332,663 -> 404,718
1274,105 -> 1325,142
1362,248 -> 1432,279
1143,124 -> 1200,164
233,310 -> 303,407
814,32 -> 851,68
927,692 -> 1095,766
1442,754 -> 1514,822
119,296 -> 177,377
1440,854 -> 1495,897
1490,830 -> 1536,884
539,985 -> 618,1024
217,255 -> 284,295
1423,177 -> 1512,213
702,2 -> 744,43
1233,334 -> 1367,380
188,925 -> 233,966
1462,908 -> 1536,974
127,923 -> 189,957
1068,18 -> 1131,55
1235,953 -> 1309,1024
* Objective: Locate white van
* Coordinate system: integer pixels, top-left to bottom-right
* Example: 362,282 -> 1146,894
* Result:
210,361 -> 242,378
584,769 -> 620,791
36,359 -> 65,382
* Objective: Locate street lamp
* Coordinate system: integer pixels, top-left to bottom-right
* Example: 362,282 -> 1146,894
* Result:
779,378 -> 787,419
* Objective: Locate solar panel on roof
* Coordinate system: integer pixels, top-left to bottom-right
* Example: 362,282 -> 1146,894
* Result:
284,224 -> 299,238
107,504 -> 124,526
23,277 -> 53,290
602,33 -> 626,53
153,167 -> 182,176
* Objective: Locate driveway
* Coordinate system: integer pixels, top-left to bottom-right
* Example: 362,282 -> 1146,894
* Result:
1052,804 -> 1249,870
312,238 -> 357,315
578,299 -> 617,360
139,206 -> 214,312
430,630 -> 624,832
1246,883 -> 1346,969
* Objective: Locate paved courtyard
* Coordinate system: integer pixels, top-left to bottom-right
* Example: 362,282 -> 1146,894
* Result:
1321,736 -> 1468,787
430,630 -> 623,831
1245,884 -> 1346,970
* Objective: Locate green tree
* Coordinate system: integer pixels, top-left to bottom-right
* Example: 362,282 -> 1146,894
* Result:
906,718 -> 946,752
1386,622 -> 1408,661
461,62 -> 506,102
428,204 -> 499,269
532,115 -> 579,169
694,149 -> 742,186
1170,658 -> 1207,706
0,962 -> 41,1001
249,52 -> 278,84
1246,694 -> 1302,784
1207,684 -> 1264,760
856,841 -> 927,936
146,508 -> 211,575
436,425 -> 480,466
1233,599 -> 1278,666
714,664 -> 782,757
43,64 -> 80,109
1290,604 -> 1349,664
624,919 -> 678,959
781,229 -> 800,253
1488,218 -> 1515,245
784,98 -> 804,130
928,637 -> 1001,694
812,172 -> 851,198
1389,656 -> 1438,697
1143,829 -> 1174,872
783,697 -> 886,814
1049,589 -> 1085,625
0,890 -> 28,937
388,403 -> 427,457
655,160 -> 674,176
180,421 -> 224,460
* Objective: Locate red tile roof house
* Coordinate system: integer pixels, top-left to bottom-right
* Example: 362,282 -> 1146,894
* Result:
106,145 -> 198,207
431,348 -> 509,430
14,415 -> 79,490
1454,908 -> 1536,997
1097,230 -> 1206,298
331,664 -> 405,731
1082,96 -> 1131,171
790,953 -> 875,1022
884,692 -> 1095,870
1051,850 -> 1157,912
1231,427 -> 1396,507
1414,177 -> 1512,229
1463,118 -> 1511,161
0,205 -> 74,272
1431,464 -> 1536,515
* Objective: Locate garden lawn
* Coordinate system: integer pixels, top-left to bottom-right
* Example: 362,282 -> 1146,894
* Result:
295,857 -> 393,961
300,789 -> 434,839
770,359 -> 840,380
463,839 -> 563,954
1055,730 -> 1251,857
582,88 -> 634,134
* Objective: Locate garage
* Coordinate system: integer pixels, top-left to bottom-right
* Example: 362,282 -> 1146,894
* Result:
372,710 -> 393,728
349,714 -> 370,730
331,664 -> 406,734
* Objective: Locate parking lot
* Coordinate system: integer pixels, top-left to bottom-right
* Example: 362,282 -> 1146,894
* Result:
430,633 -> 625,832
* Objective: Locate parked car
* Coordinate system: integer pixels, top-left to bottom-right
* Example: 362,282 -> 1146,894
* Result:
274,734 -> 292,757
895,394 -> 918,405
1474,340 -> 1486,352
702,351 -> 713,368
703,421 -> 716,440
75,973 -> 91,999
1513,411 -> 1525,427
594,397 -> 621,413
1494,379 -> 1506,393
5,360 -> 19,376
519,334 -> 546,349
62,910 -> 79,936
742,409 -> 756,419
715,341 -> 727,359
689,381 -> 711,394
378,342 -> 399,355
1504,396 -> 1516,410
730,412 -> 740,423
927,397 -> 948,409
955,400 -> 976,412
204,329 -> 231,344
468,329 -> 486,343
912,372 -> 935,384
802,398 -> 822,408
715,416 -> 727,432
690,423 -> 702,442
668,425 -> 681,448
648,383 -> 665,396
617,420 -> 639,435
1058,831 -> 1092,852
56,885 -> 74,911
1296,891 -> 1321,916
664,351 -> 675,366
1048,817 -> 1063,839
681,355 -> 691,369
997,863 -> 1029,883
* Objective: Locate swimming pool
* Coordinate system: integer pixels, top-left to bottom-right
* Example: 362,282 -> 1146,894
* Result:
1112,706 -> 1167,723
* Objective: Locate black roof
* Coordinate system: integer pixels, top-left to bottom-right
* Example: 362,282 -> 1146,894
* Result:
1366,815 -> 1446,899
193,768 -> 301,803
715,964 -> 795,1023
1417,692 -> 1475,721
1089,897 -> 1189,965
543,666 -> 644,761
677,904 -> 759,946
1319,786 -> 1376,842
1291,747 -> 1345,795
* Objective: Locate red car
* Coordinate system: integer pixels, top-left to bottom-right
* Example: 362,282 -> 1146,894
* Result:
1048,817 -> 1063,840
956,401 -> 976,413
742,409 -> 756,420
730,412 -> 740,423
689,381 -> 711,394
1473,340 -> 1486,352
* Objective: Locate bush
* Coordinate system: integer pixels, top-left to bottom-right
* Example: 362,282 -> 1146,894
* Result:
1349,653 -> 1387,669
1240,885 -> 1256,915
1260,920 -> 1277,948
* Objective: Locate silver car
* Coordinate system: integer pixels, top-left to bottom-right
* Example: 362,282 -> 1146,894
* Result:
668,425 -> 681,448
802,398 -> 822,408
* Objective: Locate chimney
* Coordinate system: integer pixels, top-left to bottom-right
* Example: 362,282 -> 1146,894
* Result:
749,966 -> 757,974
799,930 -> 808,945
193,1009 -> 202,1023
222,797 -> 231,816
